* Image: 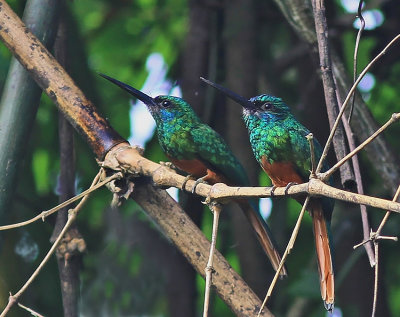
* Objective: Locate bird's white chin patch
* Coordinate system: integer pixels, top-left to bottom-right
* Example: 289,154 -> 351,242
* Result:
242,108 -> 251,116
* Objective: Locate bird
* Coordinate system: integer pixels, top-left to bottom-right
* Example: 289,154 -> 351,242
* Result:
201,77 -> 334,311
99,73 -> 287,277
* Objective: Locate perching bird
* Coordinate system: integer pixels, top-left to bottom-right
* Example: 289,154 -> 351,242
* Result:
100,73 -> 287,277
201,77 -> 334,311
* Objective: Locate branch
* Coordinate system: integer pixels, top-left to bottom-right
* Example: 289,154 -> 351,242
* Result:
203,202 -> 222,317
131,181 -> 273,317
52,8 -> 82,316
104,144 -> 400,214
310,0 -> 354,185
322,112 -> 400,180
348,0 -> 365,122
0,172 -> 122,231
340,110 -> 375,265
0,172 -> 101,316
257,197 -> 310,316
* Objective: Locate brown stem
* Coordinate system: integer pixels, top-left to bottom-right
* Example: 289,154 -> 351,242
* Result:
348,0 -> 365,122
131,181 -> 273,317
52,8 -> 83,317
203,203 -> 222,317
311,0 -> 354,186
322,113 -> 400,180
376,186 -> 400,236
335,81 -> 375,265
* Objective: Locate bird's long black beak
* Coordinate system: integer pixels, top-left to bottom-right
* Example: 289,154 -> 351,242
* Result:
200,77 -> 255,110
99,73 -> 157,107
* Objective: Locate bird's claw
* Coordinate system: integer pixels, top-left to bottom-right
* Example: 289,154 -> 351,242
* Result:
284,182 -> 298,195
181,175 -> 195,191
192,176 -> 208,194
270,185 -> 277,197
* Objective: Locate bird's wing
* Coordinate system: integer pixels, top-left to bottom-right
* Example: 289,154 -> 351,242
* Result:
285,120 -> 316,181
287,120 -> 334,219
189,124 -> 249,186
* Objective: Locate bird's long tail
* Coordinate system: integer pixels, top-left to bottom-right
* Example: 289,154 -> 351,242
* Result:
311,203 -> 335,311
237,200 -> 287,277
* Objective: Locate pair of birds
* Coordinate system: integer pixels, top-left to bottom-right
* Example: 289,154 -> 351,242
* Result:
100,73 -> 335,311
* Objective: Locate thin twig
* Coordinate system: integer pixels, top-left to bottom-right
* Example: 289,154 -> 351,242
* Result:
0,171 -> 122,231
337,76 -> 375,265
257,196 -> 310,316
322,113 -> 400,180
17,302 -> 45,317
349,0 -> 365,123
372,242 -> 379,317
316,34 -> 400,175
306,133 -> 316,177
353,182 -> 399,247
376,185 -> 400,236
353,186 -> 400,316
203,202 -> 222,317
343,119 -> 375,265
0,172 -> 101,317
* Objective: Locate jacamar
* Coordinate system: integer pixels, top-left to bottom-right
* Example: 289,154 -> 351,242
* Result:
201,78 -> 334,311
100,73 -> 287,277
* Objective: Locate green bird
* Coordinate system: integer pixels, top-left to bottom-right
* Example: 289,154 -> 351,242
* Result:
201,77 -> 335,311
100,73 -> 287,277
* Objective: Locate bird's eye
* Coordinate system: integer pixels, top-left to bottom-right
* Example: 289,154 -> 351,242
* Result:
161,100 -> 171,107
261,103 -> 273,111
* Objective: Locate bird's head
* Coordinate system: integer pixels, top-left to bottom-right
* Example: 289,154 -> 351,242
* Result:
100,73 -> 196,124
201,77 -> 291,122
247,94 -> 290,120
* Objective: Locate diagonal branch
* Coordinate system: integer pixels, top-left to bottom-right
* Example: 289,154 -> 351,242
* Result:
257,196 -> 310,316
131,181 -> 273,317
311,0 -> 354,185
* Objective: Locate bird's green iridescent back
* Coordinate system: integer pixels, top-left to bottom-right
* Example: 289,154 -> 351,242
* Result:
153,96 -> 250,186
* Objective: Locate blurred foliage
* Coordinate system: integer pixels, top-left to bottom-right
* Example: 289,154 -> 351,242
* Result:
0,0 -> 400,316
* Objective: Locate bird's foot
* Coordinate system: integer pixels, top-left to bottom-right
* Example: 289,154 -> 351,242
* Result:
284,182 -> 298,195
181,175 -> 195,191
270,185 -> 277,197
192,176 -> 208,194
